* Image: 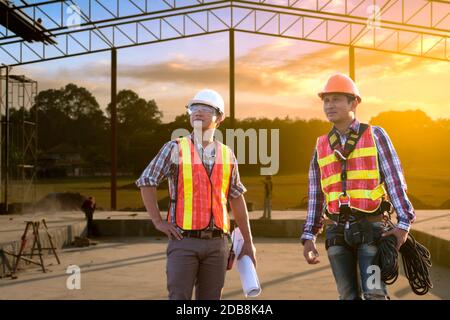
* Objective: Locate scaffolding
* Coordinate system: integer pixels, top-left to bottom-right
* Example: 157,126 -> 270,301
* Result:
0,69 -> 38,214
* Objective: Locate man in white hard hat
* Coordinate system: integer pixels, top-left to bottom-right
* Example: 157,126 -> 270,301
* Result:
136,89 -> 257,300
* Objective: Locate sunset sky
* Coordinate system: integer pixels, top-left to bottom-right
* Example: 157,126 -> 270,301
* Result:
7,0 -> 450,123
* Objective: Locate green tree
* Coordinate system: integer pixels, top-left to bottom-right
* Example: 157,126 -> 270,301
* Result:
107,90 -> 162,129
32,84 -> 108,166
369,110 -> 448,171
107,90 -> 163,173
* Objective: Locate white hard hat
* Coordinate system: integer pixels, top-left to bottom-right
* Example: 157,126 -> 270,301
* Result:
187,89 -> 225,116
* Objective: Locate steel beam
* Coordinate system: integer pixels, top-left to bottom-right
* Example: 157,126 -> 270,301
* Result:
110,47 -> 117,210
1,3 -> 448,66
229,28 -> 235,127
349,45 -> 355,81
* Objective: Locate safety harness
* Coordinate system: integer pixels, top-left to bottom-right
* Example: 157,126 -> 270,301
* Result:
324,123 -> 391,250
328,123 -> 369,225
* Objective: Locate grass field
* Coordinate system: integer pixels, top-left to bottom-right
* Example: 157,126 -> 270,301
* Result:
14,167 -> 449,211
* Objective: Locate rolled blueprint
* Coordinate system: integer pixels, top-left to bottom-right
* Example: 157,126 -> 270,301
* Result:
231,228 -> 262,298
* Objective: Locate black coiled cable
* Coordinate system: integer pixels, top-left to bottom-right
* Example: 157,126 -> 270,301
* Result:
374,234 -> 399,285
373,221 -> 433,295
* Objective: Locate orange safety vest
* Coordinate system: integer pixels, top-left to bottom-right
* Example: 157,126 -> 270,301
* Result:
170,136 -> 233,233
316,126 -> 386,214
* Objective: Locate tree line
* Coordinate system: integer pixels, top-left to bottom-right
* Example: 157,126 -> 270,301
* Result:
6,83 -> 450,177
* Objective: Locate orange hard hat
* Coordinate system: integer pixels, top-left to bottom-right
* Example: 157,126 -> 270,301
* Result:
318,73 -> 362,103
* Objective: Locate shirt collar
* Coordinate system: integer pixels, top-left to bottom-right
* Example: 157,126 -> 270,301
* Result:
190,132 -> 216,154
333,119 -> 360,136
349,119 -> 360,134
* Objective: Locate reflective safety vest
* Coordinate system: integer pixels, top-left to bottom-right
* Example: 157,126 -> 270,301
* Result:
316,126 -> 386,214
170,136 -> 233,232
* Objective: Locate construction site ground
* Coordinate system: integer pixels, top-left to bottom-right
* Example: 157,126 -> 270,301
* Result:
0,210 -> 449,300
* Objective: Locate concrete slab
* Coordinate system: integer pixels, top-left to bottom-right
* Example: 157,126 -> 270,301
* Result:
0,211 -> 87,277
3,209 -> 445,239
0,237 -> 448,300
2,210 -> 448,244
1,210 -> 449,273
0,210 -> 86,245
85,209 -> 450,241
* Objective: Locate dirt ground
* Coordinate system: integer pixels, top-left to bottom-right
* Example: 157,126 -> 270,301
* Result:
0,237 -> 448,300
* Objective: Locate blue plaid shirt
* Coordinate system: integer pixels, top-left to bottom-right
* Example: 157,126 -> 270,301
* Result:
301,119 -> 416,242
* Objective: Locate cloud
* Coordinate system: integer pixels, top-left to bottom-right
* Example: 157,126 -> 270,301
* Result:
15,37 -> 449,122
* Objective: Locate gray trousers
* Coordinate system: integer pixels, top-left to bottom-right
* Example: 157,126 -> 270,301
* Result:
166,237 -> 228,300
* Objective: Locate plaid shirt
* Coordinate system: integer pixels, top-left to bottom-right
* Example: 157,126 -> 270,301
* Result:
136,133 -> 247,225
301,119 -> 416,242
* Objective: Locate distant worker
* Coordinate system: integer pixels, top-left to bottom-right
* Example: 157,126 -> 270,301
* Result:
81,196 -> 96,237
262,176 -> 273,219
136,89 -> 257,300
300,73 -> 416,300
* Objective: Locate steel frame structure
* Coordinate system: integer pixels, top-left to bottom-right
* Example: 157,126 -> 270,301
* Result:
0,0 -> 448,65
0,0 -> 448,210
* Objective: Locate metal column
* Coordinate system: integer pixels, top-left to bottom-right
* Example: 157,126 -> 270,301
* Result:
3,66 -> 10,213
110,48 -> 117,210
349,46 -> 355,81
0,67 -> 2,213
229,29 -> 235,127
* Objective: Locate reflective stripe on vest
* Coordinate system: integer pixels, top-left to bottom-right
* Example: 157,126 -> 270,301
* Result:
316,126 -> 386,214
175,137 -> 232,232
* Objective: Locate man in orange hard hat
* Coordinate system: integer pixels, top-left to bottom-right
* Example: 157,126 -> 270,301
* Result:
300,73 -> 416,299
